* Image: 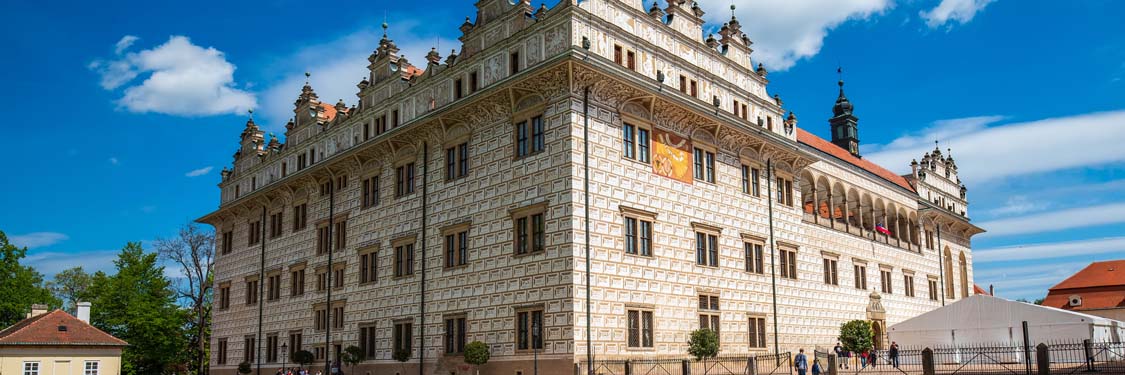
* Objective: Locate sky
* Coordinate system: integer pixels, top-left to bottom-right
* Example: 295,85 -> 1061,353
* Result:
1,0 -> 1122,301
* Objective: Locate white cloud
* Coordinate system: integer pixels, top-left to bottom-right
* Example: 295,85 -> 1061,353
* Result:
91,35 -> 256,116
698,0 -> 894,70
8,232 -> 69,249
985,195 -> 1050,217
259,22 -> 457,127
108,157 -> 119,165
185,166 -> 213,177
25,250 -> 118,277
973,237 -> 1125,262
921,0 -> 995,29
976,203 -> 1125,237
866,111 -> 1125,183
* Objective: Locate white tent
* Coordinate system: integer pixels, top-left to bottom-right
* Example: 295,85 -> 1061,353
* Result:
889,295 -> 1125,347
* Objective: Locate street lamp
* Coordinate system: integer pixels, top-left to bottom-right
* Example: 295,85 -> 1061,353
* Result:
281,343 -> 289,375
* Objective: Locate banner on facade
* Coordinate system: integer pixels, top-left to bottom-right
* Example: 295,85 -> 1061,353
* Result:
652,128 -> 693,184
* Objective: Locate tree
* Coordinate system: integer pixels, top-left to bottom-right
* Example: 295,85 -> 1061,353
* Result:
237,362 -> 252,375
838,320 -> 874,354
341,345 -> 364,374
87,242 -> 189,375
0,230 -> 60,327
47,266 -> 91,314
154,223 -> 215,375
393,348 -> 411,375
293,350 -> 315,370
463,341 -> 490,375
687,329 -> 719,361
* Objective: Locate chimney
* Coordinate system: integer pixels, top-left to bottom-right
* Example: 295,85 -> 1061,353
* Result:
77,302 -> 91,323
28,304 -> 48,318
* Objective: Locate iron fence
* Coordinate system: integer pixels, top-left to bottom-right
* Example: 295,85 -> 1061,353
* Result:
579,353 -> 789,375
1044,340 -> 1125,374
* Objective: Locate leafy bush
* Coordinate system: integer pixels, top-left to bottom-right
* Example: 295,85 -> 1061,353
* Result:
687,329 -> 719,360
393,348 -> 412,362
839,320 -> 874,353
237,362 -> 252,375
342,345 -> 364,370
292,350 -> 315,368
464,341 -> 491,366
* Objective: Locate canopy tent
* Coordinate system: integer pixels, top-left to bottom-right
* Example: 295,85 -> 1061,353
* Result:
889,295 -> 1125,347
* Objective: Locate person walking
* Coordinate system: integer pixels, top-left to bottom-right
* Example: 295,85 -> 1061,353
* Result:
891,340 -> 900,367
795,349 -> 809,375
860,349 -> 868,369
869,349 -> 878,369
834,342 -> 848,369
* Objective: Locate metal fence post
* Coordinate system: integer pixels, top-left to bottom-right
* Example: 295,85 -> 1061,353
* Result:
1084,339 -> 1095,371
682,360 -> 691,375
624,360 -> 632,375
574,362 -> 580,375
1036,343 -> 1050,375
748,356 -> 757,375
827,355 -> 837,375
921,348 -> 935,375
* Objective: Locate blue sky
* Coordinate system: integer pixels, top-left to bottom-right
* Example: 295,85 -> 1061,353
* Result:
1,0 -> 1122,301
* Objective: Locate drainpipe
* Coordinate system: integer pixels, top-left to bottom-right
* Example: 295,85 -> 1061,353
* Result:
325,175 -> 336,375
766,159 -> 780,357
420,143 -> 428,375
583,86 -> 594,375
258,206 -> 267,375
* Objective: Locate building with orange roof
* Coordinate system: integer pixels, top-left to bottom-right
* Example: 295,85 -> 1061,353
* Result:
199,1 -> 985,374
0,303 -> 126,375
1043,260 -> 1125,321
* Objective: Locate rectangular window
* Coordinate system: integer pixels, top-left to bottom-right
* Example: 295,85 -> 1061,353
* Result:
695,232 -> 719,267
336,175 -> 347,190
221,231 -> 233,255
288,331 -> 302,355
396,163 -> 416,196
776,177 -> 794,206
513,207 -> 546,255
623,217 -> 654,257
690,80 -> 698,97
334,220 -> 347,250
679,75 -> 688,94
297,154 -> 307,170
444,316 -> 468,354
293,203 -> 308,231
395,242 -> 415,277
469,72 -> 479,92
218,283 -> 230,309
516,308 -> 544,351
363,121 -> 371,141
333,263 -> 345,289
266,334 -> 279,362
317,225 -> 330,255
744,242 -> 764,274
881,269 -> 894,294
444,227 -> 470,268
445,143 -> 469,180
623,123 -> 635,159
310,148 -> 316,164
515,115 -> 546,158
698,295 -> 720,341
823,258 -> 839,285
904,274 -> 916,297
392,110 -> 399,128
510,51 -> 520,74
627,309 -> 654,348
314,305 -> 327,330
626,50 -> 636,70
247,221 -> 261,246
741,103 -> 748,120
855,264 -> 868,290
359,325 -> 377,358
316,268 -> 327,292
362,175 -> 380,208
693,148 -> 715,182
734,100 -> 740,117
217,339 -> 228,365
928,278 -> 939,301
332,303 -> 345,329
23,362 -> 39,375
269,212 -> 284,239
244,336 -> 256,362
394,322 -> 413,354
245,278 -> 259,305
454,78 -> 464,99
779,248 -> 797,279
748,317 -> 767,348
360,250 -> 378,284
622,123 -> 650,163
266,273 -> 281,301
613,45 -> 623,65
314,346 -> 326,360
251,176 -> 256,191
741,166 -> 761,196
290,267 -> 305,296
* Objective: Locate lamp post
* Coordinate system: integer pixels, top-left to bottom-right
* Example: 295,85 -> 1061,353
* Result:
281,343 -> 289,374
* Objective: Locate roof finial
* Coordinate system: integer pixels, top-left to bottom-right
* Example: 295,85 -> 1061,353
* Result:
304,71 -> 310,85
248,108 -> 254,119
837,66 -> 844,88
730,1 -> 736,18
382,11 -> 389,37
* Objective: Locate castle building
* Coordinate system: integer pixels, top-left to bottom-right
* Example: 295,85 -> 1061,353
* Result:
198,0 -> 984,374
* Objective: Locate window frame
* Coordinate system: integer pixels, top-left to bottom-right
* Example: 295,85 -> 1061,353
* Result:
880,266 -> 894,294
511,202 -> 548,256
740,163 -> 762,197
697,294 -> 721,343
393,320 -> 414,355
748,315 -> 767,349
621,116 -> 652,164
442,223 -> 472,269
903,271 -> 916,297
621,206 -> 656,257
626,305 -> 655,350
515,305 -> 545,352
393,236 -> 418,277
23,362 -> 40,375
244,275 -> 259,306
289,263 -> 306,297
361,174 -> 381,209
693,222 -> 722,268
854,260 -> 868,290
513,108 -> 546,159
358,246 -> 378,285
692,145 -> 717,183
741,234 -> 765,274
778,245 -> 798,280
395,161 -> 417,197
822,253 -> 839,286
443,313 -> 469,355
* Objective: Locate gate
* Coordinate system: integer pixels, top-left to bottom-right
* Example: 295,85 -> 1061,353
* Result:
753,352 -> 791,375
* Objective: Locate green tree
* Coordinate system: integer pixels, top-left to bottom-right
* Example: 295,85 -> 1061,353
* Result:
47,266 -> 91,314
293,350 -> 314,369
463,341 -> 490,375
237,362 -> 252,375
87,242 -> 189,375
154,223 -> 214,375
0,230 -> 60,327
393,348 -> 411,375
687,329 -> 719,361
341,345 -> 364,373
838,320 -> 874,354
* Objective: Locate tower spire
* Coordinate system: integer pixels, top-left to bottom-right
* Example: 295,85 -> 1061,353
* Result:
829,67 -> 860,157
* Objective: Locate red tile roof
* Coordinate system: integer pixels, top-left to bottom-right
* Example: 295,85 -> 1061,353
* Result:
1043,290 -> 1125,311
318,102 -> 340,122
796,129 -> 915,192
973,284 -> 990,295
1050,260 -> 1125,290
0,310 -> 127,347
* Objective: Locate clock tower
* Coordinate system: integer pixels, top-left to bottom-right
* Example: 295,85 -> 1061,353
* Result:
830,79 -> 861,157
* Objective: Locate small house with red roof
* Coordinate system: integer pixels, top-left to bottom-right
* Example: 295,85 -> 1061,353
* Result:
1043,260 -> 1125,321
0,303 -> 126,375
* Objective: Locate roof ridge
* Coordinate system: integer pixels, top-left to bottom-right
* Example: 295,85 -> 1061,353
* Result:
0,309 -> 61,340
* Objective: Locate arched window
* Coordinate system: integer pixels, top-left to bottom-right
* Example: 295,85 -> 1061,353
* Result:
959,252 -> 970,298
943,248 -> 955,299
